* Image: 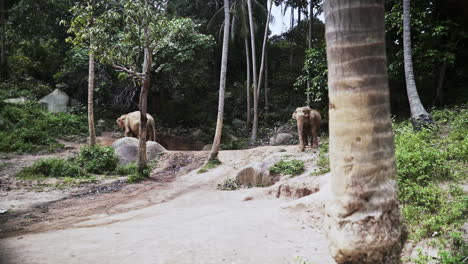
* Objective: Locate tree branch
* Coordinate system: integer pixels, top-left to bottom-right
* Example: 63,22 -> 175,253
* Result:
112,64 -> 145,80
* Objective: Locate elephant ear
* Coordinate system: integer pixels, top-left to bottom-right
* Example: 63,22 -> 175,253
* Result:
292,110 -> 297,119
303,107 -> 312,117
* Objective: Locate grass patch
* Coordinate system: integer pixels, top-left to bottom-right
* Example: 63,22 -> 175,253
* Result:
127,161 -> 157,183
0,102 -> 88,153
269,159 -> 304,176
311,140 -> 330,175
197,159 -> 221,174
17,158 -> 88,178
115,162 -> 138,176
217,178 -> 240,190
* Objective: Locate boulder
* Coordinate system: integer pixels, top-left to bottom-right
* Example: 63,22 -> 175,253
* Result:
269,133 -> 293,146
235,152 -> 290,187
39,89 -> 70,113
232,118 -> 246,129
111,137 -> 167,165
3,97 -> 27,104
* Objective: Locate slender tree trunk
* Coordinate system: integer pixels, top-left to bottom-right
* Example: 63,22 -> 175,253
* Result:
138,26 -> 152,172
87,52 -> 96,146
0,0 -> 6,65
246,0 -> 258,142
251,0 -> 272,143
264,44 -> 268,112
298,7 -> 301,24
403,0 -> 432,128
324,0 -> 405,263
245,38 -> 251,127
289,6 -> 294,68
209,0 -> 230,161
306,1 -> 314,106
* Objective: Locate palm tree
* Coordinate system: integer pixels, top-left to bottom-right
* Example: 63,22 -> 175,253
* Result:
403,0 -> 433,129
250,0 -> 272,143
246,0 -> 258,141
209,0 -> 230,161
87,49 -> 96,146
0,0 -> 5,65
324,0 -> 405,263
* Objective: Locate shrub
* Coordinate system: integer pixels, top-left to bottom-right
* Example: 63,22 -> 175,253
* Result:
17,158 -> 88,178
197,159 -> 221,174
127,161 -> 156,183
115,162 -> 138,176
312,140 -> 330,175
0,102 -> 87,153
76,145 -> 118,174
217,178 -> 240,190
270,159 -> 304,176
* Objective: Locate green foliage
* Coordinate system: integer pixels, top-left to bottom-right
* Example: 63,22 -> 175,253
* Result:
115,162 -> 138,176
294,45 -> 328,107
17,158 -> 88,178
311,139 -> 330,175
127,161 -> 156,183
197,159 -> 221,174
76,145 -> 118,174
270,159 -> 305,176
221,138 -> 248,150
0,103 -> 87,153
217,178 -> 241,191
395,107 -> 467,243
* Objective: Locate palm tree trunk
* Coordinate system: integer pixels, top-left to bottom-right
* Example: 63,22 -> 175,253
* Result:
306,1 -> 313,106
0,0 -> 6,65
403,0 -> 432,129
324,0 -> 405,263
246,0 -> 258,143
264,44 -> 268,112
209,0 -> 230,161
251,0 -> 272,143
87,51 -> 96,146
245,38 -> 251,127
138,26 -> 152,172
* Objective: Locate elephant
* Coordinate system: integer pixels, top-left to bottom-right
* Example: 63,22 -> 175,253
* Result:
116,111 -> 156,141
292,106 -> 321,151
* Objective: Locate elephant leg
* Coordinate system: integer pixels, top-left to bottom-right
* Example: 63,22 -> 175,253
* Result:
298,123 -> 305,152
311,126 -> 319,149
125,129 -> 131,137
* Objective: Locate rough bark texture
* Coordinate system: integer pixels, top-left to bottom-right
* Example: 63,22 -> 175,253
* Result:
247,0 -> 258,143
245,38 -> 251,127
0,0 -> 5,65
138,27 -> 152,171
264,45 -> 268,112
209,0 -> 230,161
87,52 -> 96,146
324,1 -> 406,263
403,0 -> 433,129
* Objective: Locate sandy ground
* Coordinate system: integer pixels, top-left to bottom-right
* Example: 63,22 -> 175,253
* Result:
0,143 -> 335,264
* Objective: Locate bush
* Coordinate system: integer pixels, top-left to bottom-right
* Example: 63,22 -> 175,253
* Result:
127,161 -> 156,183
76,145 -> 118,174
17,158 -> 88,178
115,162 -> 138,176
217,178 -> 240,190
0,102 -> 88,153
269,159 -> 304,176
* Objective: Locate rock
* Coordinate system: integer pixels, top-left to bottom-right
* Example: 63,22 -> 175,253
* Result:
232,118 -> 246,129
269,133 -> 293,146
409,239 -> 440,264
462,222 -> 468,244
235,152 -> 290,187
3,97 -> 27,104
191,129 -> 206,140
111,137 -> 167,165
39,89 -> 70,113
274,174 -> 326,198
202,144 -> 212,151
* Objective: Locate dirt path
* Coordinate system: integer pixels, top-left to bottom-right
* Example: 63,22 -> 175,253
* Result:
0,145 -> 335,264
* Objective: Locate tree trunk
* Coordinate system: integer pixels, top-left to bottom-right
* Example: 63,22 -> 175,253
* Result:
403,0 -> 433,129
246,0 -> 258,143
251,0 -> 272,143
245,38 -> 251,127
208,0 -> 230,161
0,0 -> 6,65
264,44 -> 268,112
87,52 -> 96,146
298,7 -> 301,24
306,1 -> 314,106
138,27 -> 152,172
324,1 -> 405,263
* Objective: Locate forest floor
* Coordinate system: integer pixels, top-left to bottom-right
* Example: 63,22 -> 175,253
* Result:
0,134 -> 335,264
